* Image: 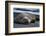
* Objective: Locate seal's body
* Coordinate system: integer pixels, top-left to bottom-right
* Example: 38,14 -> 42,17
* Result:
14,13 -> 36,24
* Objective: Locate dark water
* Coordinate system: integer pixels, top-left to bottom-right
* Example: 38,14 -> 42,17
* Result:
14,21 -> 39,28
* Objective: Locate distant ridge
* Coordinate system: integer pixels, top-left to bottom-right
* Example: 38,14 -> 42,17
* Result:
14,8 -> 39,12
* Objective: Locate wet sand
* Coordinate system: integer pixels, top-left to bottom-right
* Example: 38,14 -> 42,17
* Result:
14,21 -> 39,28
